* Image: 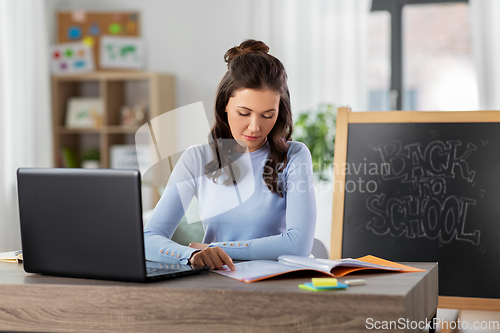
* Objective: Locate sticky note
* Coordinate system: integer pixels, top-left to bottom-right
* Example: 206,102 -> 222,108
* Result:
299,282 -> 348,292
109,23 -> 122,34
82,36 -> 94,47
299,284 -> 329,292
68,26 -> 81,40
305,282 -> 347,290
71,11 -> 87,23
126,21 -> 137,33
89,23 -> 100,36
312,278 -> 338,287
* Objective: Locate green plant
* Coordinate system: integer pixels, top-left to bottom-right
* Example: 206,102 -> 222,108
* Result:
293,104 -> 336,181
81,148 -> 100,161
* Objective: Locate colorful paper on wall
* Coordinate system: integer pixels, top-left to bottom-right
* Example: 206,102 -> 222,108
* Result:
51,42 -> 94,74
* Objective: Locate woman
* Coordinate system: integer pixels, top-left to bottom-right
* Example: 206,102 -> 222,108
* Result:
144,40 -> 316,271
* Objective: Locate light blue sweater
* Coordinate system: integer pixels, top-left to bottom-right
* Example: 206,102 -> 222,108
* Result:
143,141 -> 316,264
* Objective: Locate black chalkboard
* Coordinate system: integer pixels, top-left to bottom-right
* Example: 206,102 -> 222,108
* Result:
340,121 -> 500,299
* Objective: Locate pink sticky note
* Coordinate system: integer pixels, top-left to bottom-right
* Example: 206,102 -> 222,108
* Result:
71,11 -> 87,23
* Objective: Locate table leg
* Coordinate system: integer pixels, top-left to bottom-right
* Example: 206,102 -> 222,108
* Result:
428,312 -> 437,333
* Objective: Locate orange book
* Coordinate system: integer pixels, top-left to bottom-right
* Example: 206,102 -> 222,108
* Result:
213,255 -> 425,283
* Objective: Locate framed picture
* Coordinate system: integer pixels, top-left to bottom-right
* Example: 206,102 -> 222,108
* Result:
51,42 -> 95,74
66,98 -> 103,128
100,36 -> 144,69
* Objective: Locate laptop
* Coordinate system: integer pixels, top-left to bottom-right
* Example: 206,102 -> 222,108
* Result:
16,168 -> 209,282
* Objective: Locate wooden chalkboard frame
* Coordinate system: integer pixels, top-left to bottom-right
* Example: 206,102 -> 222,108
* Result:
330,107 -> 500,311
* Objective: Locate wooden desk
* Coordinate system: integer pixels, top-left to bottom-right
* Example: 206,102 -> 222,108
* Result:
0,262 -> 437,333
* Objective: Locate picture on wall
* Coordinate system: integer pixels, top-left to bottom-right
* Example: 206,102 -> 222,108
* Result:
100,36 -> 144,70
50,42 -> 94,74
57,11 -> 141,70
65,98 -> 103,129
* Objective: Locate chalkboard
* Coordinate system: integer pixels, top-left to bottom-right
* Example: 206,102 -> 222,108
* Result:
330,108 -> 500,303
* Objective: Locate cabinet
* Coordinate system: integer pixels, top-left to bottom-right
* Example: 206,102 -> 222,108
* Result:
51,71 -> 176,207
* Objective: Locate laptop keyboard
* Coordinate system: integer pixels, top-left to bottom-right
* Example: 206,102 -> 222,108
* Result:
146,267 -> 177,274
146,263 -> 192,277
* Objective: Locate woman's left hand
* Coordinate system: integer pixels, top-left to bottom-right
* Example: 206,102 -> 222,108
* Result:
189,242 -> 210,250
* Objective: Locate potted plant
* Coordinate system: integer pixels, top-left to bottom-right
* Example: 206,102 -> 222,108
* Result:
81,148 -> 100,169
293,103 -> 336,181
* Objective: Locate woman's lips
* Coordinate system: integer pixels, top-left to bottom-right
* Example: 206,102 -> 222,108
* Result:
243,135 -> 259,141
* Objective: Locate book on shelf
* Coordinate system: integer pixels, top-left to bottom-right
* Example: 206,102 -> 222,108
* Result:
60,147 -> 79,168
213,255 -> 425,283
0,250 -> 23,263
110,144 -> 151,170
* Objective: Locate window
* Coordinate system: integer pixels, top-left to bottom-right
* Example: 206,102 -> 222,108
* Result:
368,0 -> 478,111
368,11 -> 391,110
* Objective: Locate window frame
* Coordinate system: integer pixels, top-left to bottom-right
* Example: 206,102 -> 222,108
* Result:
371,0 -> 469,110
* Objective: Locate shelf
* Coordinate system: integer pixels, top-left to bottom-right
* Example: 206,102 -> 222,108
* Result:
105,125 -> 144,134
52,71 -> 158,81
57,127 -> 101,134
52,71 -> 176,207
57,126 -> 146,134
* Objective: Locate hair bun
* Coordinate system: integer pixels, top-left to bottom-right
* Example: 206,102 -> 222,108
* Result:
224,39 -> 270,65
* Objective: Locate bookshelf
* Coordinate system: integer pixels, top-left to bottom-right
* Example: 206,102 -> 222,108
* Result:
51,71 -> 176,207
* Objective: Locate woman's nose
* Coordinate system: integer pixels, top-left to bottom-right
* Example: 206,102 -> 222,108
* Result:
248,116 -> 260,132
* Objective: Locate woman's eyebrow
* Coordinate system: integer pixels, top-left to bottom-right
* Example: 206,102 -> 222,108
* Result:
237,106 -> 277,112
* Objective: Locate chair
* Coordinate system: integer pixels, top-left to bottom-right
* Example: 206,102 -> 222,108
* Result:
310,238 -> 329,259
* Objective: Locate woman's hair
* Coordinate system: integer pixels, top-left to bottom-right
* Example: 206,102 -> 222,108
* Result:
204,39 -> 293,196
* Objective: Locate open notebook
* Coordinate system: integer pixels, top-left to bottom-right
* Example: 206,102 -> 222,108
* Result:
213,255 -> 425,283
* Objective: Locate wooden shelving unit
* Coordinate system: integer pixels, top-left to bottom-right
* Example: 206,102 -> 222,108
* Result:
51,71 -> 176,207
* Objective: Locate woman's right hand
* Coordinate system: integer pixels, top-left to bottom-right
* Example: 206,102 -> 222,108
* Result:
188,247 -> 236,271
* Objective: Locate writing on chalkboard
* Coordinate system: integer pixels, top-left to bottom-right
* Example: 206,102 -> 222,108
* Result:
364,139 -> 482,247
373,140 -> 477,183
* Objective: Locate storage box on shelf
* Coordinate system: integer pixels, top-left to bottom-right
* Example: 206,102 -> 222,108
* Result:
51,71 -> 176,207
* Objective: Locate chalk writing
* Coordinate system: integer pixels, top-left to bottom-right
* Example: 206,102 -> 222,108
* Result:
365,139 -> 481,246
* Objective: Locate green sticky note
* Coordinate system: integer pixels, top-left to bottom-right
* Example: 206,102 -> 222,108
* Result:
299,284 -> 322,292
109,23 -> 122,34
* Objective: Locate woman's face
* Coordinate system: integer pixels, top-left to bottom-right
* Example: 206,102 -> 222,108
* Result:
225,88 -> 280,152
